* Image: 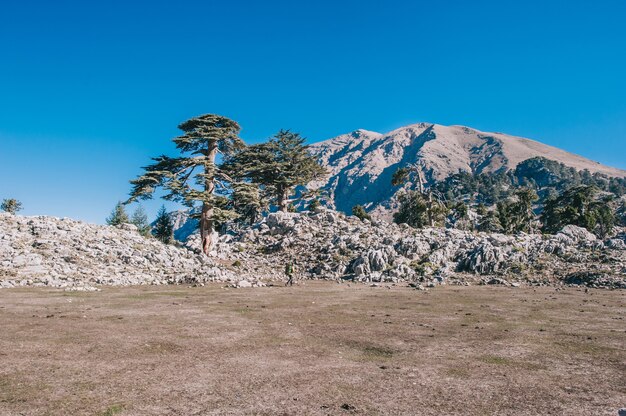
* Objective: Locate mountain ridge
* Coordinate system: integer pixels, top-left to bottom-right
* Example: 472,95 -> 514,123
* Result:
308,122 -> 626,216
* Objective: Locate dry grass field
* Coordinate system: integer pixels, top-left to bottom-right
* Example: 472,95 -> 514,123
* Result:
0,282 -> 624,415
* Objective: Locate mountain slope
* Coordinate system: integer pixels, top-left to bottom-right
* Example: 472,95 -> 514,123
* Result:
309,123 -> 626,216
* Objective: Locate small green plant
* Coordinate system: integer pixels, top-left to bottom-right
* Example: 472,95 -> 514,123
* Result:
308,198 -> 321,211
100,404 -> 124,416
352,204 -> 371,221
232,260 -> 242,267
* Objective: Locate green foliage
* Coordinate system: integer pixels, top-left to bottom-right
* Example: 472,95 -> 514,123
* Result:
391,167 -> 409,187
1,198 -> 23,215
130,205 -> 151,237
435,157 -> 626,207
152,205 -> 174,244
308,198 -> 321,211
223,130 -> 326,212
496,188 -> 538,234
393,191 -> 447,228
128,114 -> 244,254
449,201 -> 472,230
352,204 -> 371,221
477,209 -> 503,233
541,185 -> 615,237
106,202 -> 130,226
231,182 -> 263,225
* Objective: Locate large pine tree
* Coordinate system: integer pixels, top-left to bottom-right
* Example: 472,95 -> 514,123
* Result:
224,130 -> 326,212
128,114 -> 244,254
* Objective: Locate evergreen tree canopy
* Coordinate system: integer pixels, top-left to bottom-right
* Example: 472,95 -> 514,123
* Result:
393,191 -> 447,228
352,204 -> 371,221
223,130 -> 326,212
230,182 -> 264,225
128,114 -> 244,254
497,188 -> 538,234
106,202 -> 130,226
130,205 -> 151,237
391,162 -> 447,227
153,205 -> 174,244
541,185 -> 615,237
1,198 -> 23,215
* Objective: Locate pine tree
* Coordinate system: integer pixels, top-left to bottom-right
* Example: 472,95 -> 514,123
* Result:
128,114 -> 244,255
477,209 -> 503,232
391,161 -> 446,227
393,191 -> 444,228
131,205 -> 151,237
352,204 -> 371,221
223,130 -> 326,212
308,198 -> 321,211
153,206 -> 174,244
495,188 -> 537,234
541,185 -> 616,237
231,182 -> 264,225
106,202 -> 130,226
1,198 -> 23,215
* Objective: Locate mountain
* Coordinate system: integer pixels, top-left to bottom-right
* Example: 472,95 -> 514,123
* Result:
309,123 -> 626,217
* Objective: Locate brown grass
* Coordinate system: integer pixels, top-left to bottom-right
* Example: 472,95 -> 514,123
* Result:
0,282 -> 624,415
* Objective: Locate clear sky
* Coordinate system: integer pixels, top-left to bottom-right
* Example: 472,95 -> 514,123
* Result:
1,0 -> 625,224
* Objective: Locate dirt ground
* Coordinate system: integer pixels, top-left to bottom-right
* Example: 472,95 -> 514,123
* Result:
0,282 -> 624,416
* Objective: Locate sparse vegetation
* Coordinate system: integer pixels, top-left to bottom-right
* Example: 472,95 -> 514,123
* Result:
1,198 -> 23,215
351,204 -> 370,221
106,202 -> 130,226
152,205 -> 173,244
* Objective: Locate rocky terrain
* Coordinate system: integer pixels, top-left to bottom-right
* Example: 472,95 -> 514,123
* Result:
0,213 -> 236,290
308,123 -> 626,216
2,209 -> 626,290
196,209 -> 626,289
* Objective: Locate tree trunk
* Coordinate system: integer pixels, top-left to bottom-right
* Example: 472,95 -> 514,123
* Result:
200,202 -> 214,255
200,141 -> 218,255
277,188 -> 289,212
426,192 -> 434,227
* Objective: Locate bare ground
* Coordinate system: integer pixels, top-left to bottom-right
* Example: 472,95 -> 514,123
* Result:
0,282 -> 624,416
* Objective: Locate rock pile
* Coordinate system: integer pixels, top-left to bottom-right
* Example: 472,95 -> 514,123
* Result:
0,213 -> 235,289
205,210 -> 626,289
2,210 -> 625,290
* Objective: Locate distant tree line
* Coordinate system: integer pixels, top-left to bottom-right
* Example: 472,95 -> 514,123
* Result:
388,157 -> 626,238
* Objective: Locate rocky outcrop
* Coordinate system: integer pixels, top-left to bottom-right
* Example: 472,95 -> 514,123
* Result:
0,213 -> 235,289
2,210 -> 625,290
205,210 -> 626,289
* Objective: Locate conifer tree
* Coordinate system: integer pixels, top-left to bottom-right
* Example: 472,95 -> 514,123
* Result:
223,130 -> 326,212
131,205 -> 151,237
153,205 -> 174,244
352,204 -> 371,221
541,185 -> 615,237
497,188 -> 538,234
106,202 -> 130,226
392,191 -> 447,228
477,209 -> 502,232
1,198 -> 23,215
128,114 -> 244,255
308,198 -> 321,212
391,161 -> 446,227
231,182 -> 264,225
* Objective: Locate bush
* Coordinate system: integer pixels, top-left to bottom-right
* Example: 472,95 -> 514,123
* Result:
352,205 -> 371,221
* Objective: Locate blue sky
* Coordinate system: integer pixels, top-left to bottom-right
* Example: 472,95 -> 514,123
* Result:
1,0 -> 625,223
